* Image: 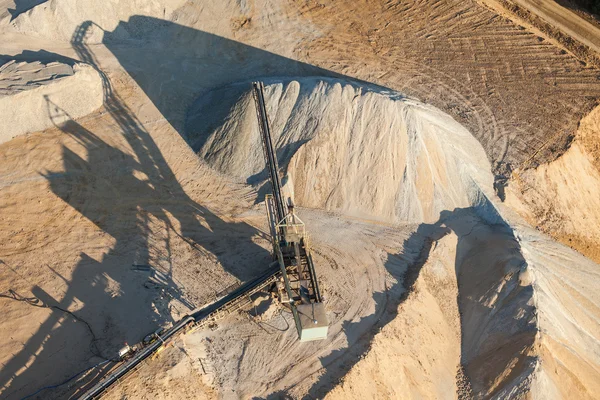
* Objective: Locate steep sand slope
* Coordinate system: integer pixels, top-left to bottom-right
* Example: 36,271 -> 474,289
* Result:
325,232 -> 463,399
189,79 -> 492,224
506,104 -> 600,262
520,224 -> 600,399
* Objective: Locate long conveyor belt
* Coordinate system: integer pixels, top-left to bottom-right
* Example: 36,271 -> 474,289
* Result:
78,265 -> 280,400
252,81 -> 286,222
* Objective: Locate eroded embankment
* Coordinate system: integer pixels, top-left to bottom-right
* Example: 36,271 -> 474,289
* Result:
506,104 -> 600,263
187,78 -> 546,398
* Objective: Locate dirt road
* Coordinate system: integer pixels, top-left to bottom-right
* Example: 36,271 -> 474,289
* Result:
512,0 -> 600,53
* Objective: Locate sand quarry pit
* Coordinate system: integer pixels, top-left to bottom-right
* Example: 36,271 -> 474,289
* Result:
0,1 -> 600,399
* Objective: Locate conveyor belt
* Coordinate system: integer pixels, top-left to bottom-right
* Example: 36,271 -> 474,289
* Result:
252,81 -> 286,222
251,81 -> 327,341
78,265 -> 280,400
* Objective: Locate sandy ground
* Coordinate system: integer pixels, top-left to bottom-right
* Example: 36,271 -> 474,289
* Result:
1,1 -> 600,399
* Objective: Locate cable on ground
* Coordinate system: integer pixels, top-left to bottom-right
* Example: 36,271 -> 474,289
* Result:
20,359 -> 112,400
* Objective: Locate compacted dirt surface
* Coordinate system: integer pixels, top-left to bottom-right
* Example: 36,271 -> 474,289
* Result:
1,1 -> 600,399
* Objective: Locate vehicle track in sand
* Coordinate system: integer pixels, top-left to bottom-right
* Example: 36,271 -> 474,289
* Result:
293,0 -> 600,174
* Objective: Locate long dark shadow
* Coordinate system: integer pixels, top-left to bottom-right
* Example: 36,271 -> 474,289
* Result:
0,49 -> 78,66
444,210 -> 537,398
7,0 -> 48,21
100,16 -> 373,142
303,207 -> 536,398
0,22 -> 271,399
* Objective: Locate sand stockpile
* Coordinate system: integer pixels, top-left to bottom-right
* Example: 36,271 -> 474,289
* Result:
188,79 -> 494,224
0,59 -> 102,144
184,79 -> 600,398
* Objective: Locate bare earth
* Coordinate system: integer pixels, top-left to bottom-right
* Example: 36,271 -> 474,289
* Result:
0,1 -> 600,400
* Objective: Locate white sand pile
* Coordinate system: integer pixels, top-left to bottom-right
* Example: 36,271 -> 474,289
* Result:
188,79 -> 494,224
0,60 -> 103,143
187,79 -> 600,398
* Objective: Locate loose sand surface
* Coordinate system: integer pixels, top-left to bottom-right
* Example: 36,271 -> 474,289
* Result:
1,1 -> 600,400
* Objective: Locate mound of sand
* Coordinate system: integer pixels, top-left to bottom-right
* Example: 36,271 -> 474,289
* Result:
186,79 -> 600,399
0,59 -> 102,143
188,79 -> 494,224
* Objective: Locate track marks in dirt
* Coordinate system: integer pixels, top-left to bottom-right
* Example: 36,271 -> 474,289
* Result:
295,0 -> 600,174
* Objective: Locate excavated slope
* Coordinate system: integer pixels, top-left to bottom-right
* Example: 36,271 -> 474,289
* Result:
506,104 -> 600,263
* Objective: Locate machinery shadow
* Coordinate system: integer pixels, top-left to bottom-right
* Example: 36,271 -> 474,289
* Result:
7,0 -> 47,21
304,207 -> 537,399
0,23 -> 272,400
101,15 -> 347,141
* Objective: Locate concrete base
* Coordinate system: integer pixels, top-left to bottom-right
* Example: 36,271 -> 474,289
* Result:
297,303 -> 328,342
